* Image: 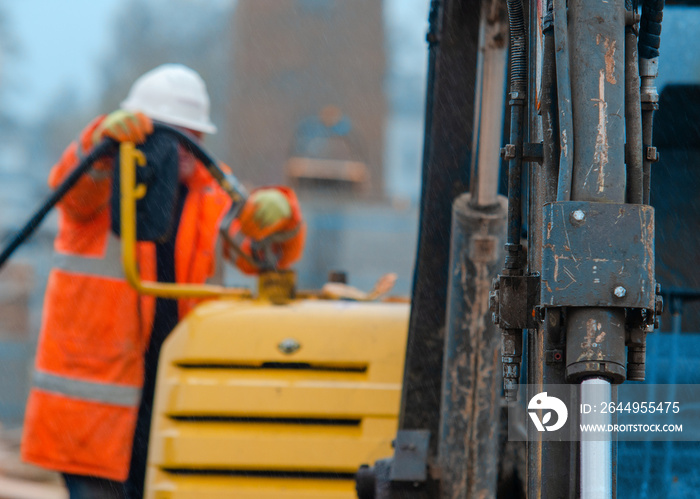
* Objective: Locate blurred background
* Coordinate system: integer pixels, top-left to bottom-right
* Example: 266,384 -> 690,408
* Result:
0,0 -> 429,495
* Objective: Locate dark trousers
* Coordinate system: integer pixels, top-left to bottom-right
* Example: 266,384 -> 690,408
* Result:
63,473 -> 126,499
117,189 -> 184,498
124,294 -> 179,498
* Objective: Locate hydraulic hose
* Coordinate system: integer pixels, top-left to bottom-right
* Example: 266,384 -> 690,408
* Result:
506,0 -> 527,98
0,123 -> 246,272
501,0 -> 528,402
553,0 -> 574,202
0,140 -> 117,270
505,0 -> 527,265
155,124 -> 247,202
639,0 -> 665,204
639,0 -> 665,60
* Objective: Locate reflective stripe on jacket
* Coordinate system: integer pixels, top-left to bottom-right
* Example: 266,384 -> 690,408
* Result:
21,118 -> 305,481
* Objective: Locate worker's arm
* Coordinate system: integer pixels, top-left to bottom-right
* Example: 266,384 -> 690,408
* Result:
49,111 -> 153,221
48,116 -> 112,220
225,186 -> 306,275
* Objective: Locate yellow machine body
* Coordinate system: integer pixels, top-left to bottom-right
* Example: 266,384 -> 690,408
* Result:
145,298 -> 409,499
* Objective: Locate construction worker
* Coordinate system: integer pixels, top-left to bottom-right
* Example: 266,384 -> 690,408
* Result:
20,64 -> 305,499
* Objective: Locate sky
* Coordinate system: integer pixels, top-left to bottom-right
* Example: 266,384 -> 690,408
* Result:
4,0 -> 121,124
3,0 -> 237,125
3,0 -> 427,127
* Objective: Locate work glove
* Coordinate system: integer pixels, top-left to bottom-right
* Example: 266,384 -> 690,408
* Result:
91,110 -> 153,147
239,188 -> 292,240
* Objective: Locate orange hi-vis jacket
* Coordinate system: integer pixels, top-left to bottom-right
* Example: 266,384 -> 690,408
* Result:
21,117 -> 305,481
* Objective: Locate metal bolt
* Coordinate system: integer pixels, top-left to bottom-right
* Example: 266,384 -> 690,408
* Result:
613,286 -> 627,298
572,209 -> 585,222
501,144 -> 516,161
655,296 -> 664,315
278,338 -> 301,355
646,146 -> 659,162
489,291 -> 499,313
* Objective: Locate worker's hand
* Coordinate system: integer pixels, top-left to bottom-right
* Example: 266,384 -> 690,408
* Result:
91,110 -> 153,147
239,189 -> 292,240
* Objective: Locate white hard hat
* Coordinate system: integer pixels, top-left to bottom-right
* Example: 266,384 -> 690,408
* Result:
121,64 -> 217,134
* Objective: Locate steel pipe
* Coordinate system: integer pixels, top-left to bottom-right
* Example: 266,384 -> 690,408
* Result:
469,0 -> 507,208
580,378 -> 613,499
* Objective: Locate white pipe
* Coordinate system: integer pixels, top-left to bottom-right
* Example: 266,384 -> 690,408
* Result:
580,377 -> 612,499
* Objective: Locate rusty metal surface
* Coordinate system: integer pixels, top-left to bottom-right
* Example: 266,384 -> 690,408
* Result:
439,193 -> 506,498
541,201 -> 655,310
496,274 -> 541,329
568,0 -> 626,203
565,307 -> 627,383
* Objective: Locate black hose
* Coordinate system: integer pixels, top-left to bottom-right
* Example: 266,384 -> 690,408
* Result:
507,0 -> 528,96
0,140 -> 117,270
639,0 -> 665,204
0,123 -> 245,272
505,0 -> 527,271
639,0 -> 665,59
152,124 -> 247,202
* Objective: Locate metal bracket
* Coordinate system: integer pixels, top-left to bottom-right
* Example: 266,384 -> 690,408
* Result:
490,274 -> 541,329
522,142 -> 544,163
389,430 -> 430,482
500,142 -> 543,163
541,202 -> 655,309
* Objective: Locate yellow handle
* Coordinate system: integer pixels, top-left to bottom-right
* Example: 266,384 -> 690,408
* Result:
119,142 -> 249,299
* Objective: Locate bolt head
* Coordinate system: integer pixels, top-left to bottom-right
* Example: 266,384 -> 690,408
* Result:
572,209 -> 585,222
278,338 -> 301,355
646,146 -> 659,162
614,286 -> 627,298
502,144 -> 516,161
489,291 -> 499,313
655,296 -> 664,315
